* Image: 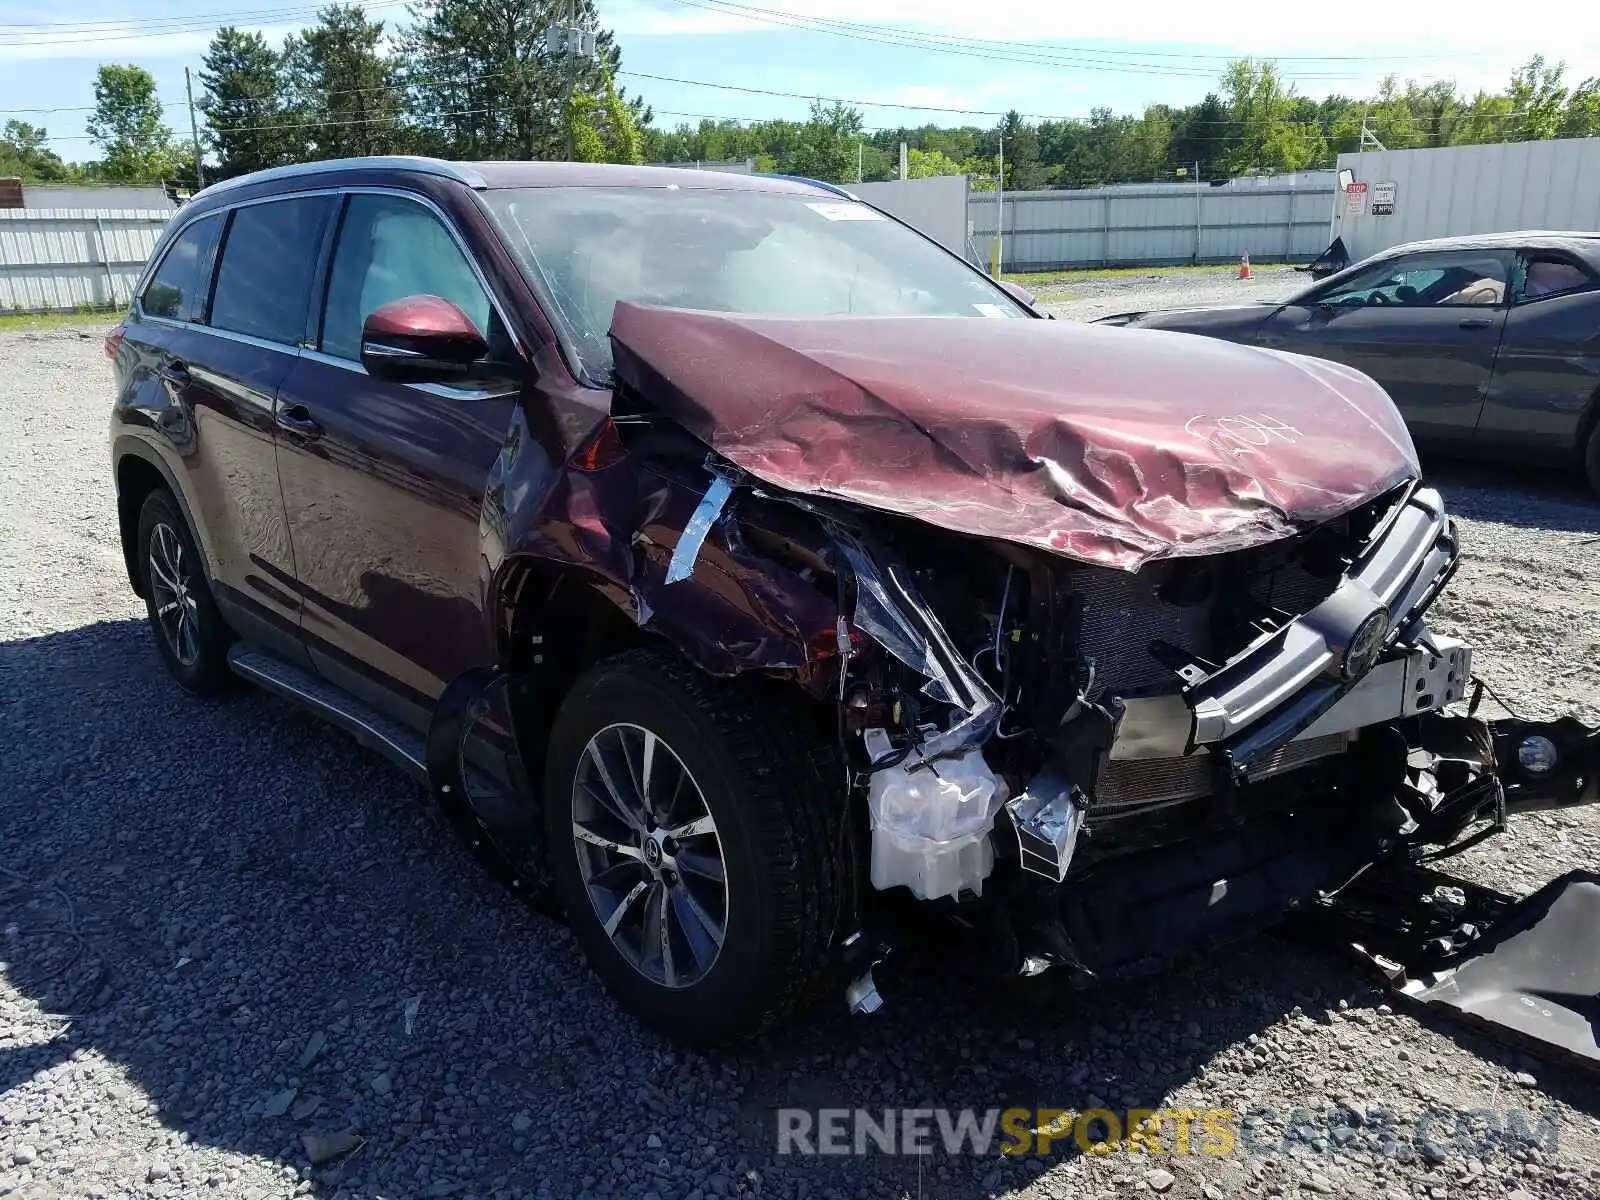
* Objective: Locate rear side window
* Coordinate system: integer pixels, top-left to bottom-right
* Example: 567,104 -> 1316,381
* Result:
140,213 -> 222,322
1520,256 -> 1594,302
210,196 -> 334,345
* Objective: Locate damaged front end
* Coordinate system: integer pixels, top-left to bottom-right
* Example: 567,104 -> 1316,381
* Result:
475,301 -> 1600,1061
800,490 -> 1600,1076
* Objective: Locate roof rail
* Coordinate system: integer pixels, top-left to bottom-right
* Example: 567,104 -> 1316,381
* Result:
194,156 -> 487,201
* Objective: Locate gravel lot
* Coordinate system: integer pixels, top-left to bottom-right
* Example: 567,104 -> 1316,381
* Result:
2,304 -> 1599,1200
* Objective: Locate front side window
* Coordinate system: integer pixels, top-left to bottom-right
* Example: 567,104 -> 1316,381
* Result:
482,186 -> 1028,382
209,195 -> 334,345
1309,251 -> 1513,308
140,213 -> 222,322
320,193 -> 494,361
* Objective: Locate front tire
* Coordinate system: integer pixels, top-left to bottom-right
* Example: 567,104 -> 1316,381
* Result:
136,489 -> 232,695
543,649 -> 841,1046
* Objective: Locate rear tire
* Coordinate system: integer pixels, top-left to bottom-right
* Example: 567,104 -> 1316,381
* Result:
136,489 -> 232,695
1586,424 -> 1600,498
543,648 -> 841,1046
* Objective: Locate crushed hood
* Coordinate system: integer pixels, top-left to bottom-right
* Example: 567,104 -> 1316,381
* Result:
609,304 -> 1419,571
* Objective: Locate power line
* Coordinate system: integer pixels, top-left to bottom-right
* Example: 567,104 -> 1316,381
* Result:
0,3 -> 395,30
657,0 -> 1503,67
0,2 -> 407,45
654,0 -> 1432,82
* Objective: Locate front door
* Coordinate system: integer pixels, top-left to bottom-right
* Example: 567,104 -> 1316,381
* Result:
274,191 -> 522,731
1258,248 -> 1514,448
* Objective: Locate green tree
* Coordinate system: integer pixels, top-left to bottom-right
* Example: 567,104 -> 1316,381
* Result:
86,64 -> 174,183
1169,94 -> 1232,180
404,0 -> 642,161
284,4 -> 405,158
1506,55 -> 1569,140
1456,91 -> 1517,144
1220,58 -> 1322,174
568,70 -> 643,164
1560,77 -> 1600,138
788,101 -> 863,183
906,147 -> 963,178
200,27 -> 293,178
996,110 -> 1046,191
0,120 -> 71,181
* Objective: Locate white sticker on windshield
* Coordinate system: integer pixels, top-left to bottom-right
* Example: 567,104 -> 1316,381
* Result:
973,303 -> 1009,317
806,202 -> 884,221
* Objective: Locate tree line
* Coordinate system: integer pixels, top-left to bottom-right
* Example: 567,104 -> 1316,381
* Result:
655,57 -> 1600,191
1,1 -> 1596,193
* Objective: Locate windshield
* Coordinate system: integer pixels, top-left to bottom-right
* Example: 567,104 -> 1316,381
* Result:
481,185 -> 1027,382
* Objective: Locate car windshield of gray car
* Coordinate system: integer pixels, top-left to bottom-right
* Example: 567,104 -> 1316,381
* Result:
482,185 -> 1027,383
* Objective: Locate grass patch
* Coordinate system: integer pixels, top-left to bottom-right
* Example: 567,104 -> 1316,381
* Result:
0,308 -> 121,333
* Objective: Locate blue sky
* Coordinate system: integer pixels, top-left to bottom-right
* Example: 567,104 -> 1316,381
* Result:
2,0 -> 1597,157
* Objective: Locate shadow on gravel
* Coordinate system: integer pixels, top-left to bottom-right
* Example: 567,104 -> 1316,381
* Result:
1426,459 -> 1600,535
3,618 -> 1599,1200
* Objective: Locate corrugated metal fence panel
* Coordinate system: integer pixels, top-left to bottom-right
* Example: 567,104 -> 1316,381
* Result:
1335,138 -> 1600,262
970,181 -> 1338,271
853,175 -> 973,261
0,209 -> 171,312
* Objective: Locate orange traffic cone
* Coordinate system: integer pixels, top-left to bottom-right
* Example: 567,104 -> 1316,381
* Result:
1237,253 -> 1252,280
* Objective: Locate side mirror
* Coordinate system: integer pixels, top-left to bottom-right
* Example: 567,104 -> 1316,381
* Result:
360,295 -> 489,383
998,279 -> 1037,309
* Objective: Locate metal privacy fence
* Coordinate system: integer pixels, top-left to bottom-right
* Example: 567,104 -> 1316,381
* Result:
970,179 -> 1339,272
0,209 -> 172,313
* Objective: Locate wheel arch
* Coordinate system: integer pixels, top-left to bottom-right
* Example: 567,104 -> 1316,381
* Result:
113,439 -> 206,598
490,556 -> 655,787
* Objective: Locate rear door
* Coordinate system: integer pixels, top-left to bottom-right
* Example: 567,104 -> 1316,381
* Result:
1257,248 -> 1514,448
1476,250 -> 1600,464
273,189 -> 522,732
132,195 -> 334,664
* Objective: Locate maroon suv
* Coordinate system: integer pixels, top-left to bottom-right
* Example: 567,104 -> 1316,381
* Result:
108,157 -> 1593,1047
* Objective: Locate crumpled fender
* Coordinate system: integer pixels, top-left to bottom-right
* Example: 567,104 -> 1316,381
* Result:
477,365 -> 836,678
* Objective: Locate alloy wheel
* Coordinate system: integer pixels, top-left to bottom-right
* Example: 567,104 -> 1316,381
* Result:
571,722 -> 728,989
148,522 -> 200,668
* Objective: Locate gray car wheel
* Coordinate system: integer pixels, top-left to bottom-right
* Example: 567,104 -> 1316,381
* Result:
136,490 -> 232,694
543,649 -> 842,1046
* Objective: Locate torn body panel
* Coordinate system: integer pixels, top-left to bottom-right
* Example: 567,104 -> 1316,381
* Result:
609,303 -> 1420,572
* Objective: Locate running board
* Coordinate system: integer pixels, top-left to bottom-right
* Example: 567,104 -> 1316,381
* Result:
226,645 -> 428,782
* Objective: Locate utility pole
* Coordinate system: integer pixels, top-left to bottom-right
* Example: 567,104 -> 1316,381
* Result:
185,67 -> 204,190
857,137 -> 863,184
1193,160 -> 1201,264
990,133 -> 1004,277
562,0 -> 577,161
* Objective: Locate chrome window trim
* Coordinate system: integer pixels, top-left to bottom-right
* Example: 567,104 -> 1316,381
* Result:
132,184 -> 526,386
298,346 -> 518,402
